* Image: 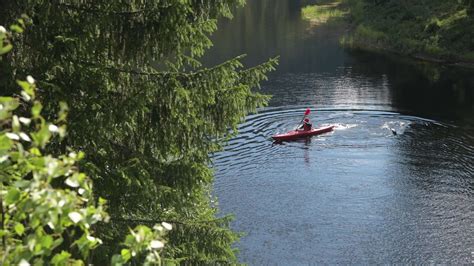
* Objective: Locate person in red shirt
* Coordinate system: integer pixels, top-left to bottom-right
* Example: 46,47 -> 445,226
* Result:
299,118 -> 312,131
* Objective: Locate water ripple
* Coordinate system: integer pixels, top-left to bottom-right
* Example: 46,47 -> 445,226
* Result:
213,106 -> 474,265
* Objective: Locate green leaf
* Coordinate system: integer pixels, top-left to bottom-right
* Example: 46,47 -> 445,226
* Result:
17,18 -> 25,28
30,217 -> 40,229
17,80 -> 35,98
58,102 -> 69,122
58,125 -> 67,138
13,180 -> 30,188
121,249 -> 131,261
12,115 -> 20,132
70,260 -> 85,266
52,238 -> 63,249
29,147 -> 42,156
14,223 -> 25,236
98,197 -> 107,205
52,251 -> 71,265
10,24 -> 23,33
41,235 -> 53,249
31,101 -> 43,117
5,187 -> 20,204
0,134 -> 13,151
17,80 -> 30,90
0,97 -> 19,120
31,126 -> 51,148
0,44 -> 13,55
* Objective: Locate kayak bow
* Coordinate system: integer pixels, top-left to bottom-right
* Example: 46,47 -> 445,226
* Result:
272,125 -> 334,141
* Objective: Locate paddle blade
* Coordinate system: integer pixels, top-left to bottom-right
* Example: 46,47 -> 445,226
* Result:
304,108 -> 311,115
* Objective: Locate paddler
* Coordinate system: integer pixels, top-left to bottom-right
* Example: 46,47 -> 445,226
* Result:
299,118 -> 312,131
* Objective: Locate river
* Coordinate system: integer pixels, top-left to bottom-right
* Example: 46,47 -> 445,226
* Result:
206,0 -> 474,264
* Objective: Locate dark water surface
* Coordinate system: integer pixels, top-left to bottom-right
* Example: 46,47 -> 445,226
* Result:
207,0 -> 474,264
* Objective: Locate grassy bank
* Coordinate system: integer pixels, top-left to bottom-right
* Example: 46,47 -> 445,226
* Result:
340,0 -> 474,65
301,0 -> 348,25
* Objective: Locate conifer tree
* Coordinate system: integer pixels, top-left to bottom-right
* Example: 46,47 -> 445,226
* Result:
1,1 -> 277,263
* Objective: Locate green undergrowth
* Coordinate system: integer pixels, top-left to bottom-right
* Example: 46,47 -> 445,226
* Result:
301,0 -> 348,25
340,0 -> 474,64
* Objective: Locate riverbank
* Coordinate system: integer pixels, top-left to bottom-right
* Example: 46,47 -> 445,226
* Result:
301,1 -> 347,25
302,0 -> 474,67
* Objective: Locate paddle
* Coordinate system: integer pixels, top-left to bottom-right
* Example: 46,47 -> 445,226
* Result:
296,108 -> 311,130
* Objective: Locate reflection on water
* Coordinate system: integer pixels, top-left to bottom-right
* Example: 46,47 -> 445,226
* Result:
208,0 -> 474,264
203,0 -> 346,72
204,0 -> 474,122
261,70 -> 393,110
213,108 -> 474,264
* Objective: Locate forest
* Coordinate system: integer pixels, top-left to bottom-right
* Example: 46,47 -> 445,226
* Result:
0,0 -> 276,264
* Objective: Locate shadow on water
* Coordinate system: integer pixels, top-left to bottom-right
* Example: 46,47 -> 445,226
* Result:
345,50 -> 474,122
206,0 -> 474,264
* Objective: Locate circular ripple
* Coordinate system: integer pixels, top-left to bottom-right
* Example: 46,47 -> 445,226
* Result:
212,106 -> 474,265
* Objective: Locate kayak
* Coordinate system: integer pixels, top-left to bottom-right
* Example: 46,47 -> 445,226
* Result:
272,125 -> 334,141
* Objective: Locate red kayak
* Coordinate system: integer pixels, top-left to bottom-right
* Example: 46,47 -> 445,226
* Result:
272,125 -> 334,141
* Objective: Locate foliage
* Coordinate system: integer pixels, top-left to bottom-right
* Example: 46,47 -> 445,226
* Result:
301,1 -> 348,25
0,74 -> 103,265
0,0 -> 277,263
0,21 -> 171,266
111,224 -> 172,265
341,0 -> 474,63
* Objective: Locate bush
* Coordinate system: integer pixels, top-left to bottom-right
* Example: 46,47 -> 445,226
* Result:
0,19 -> 169,266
